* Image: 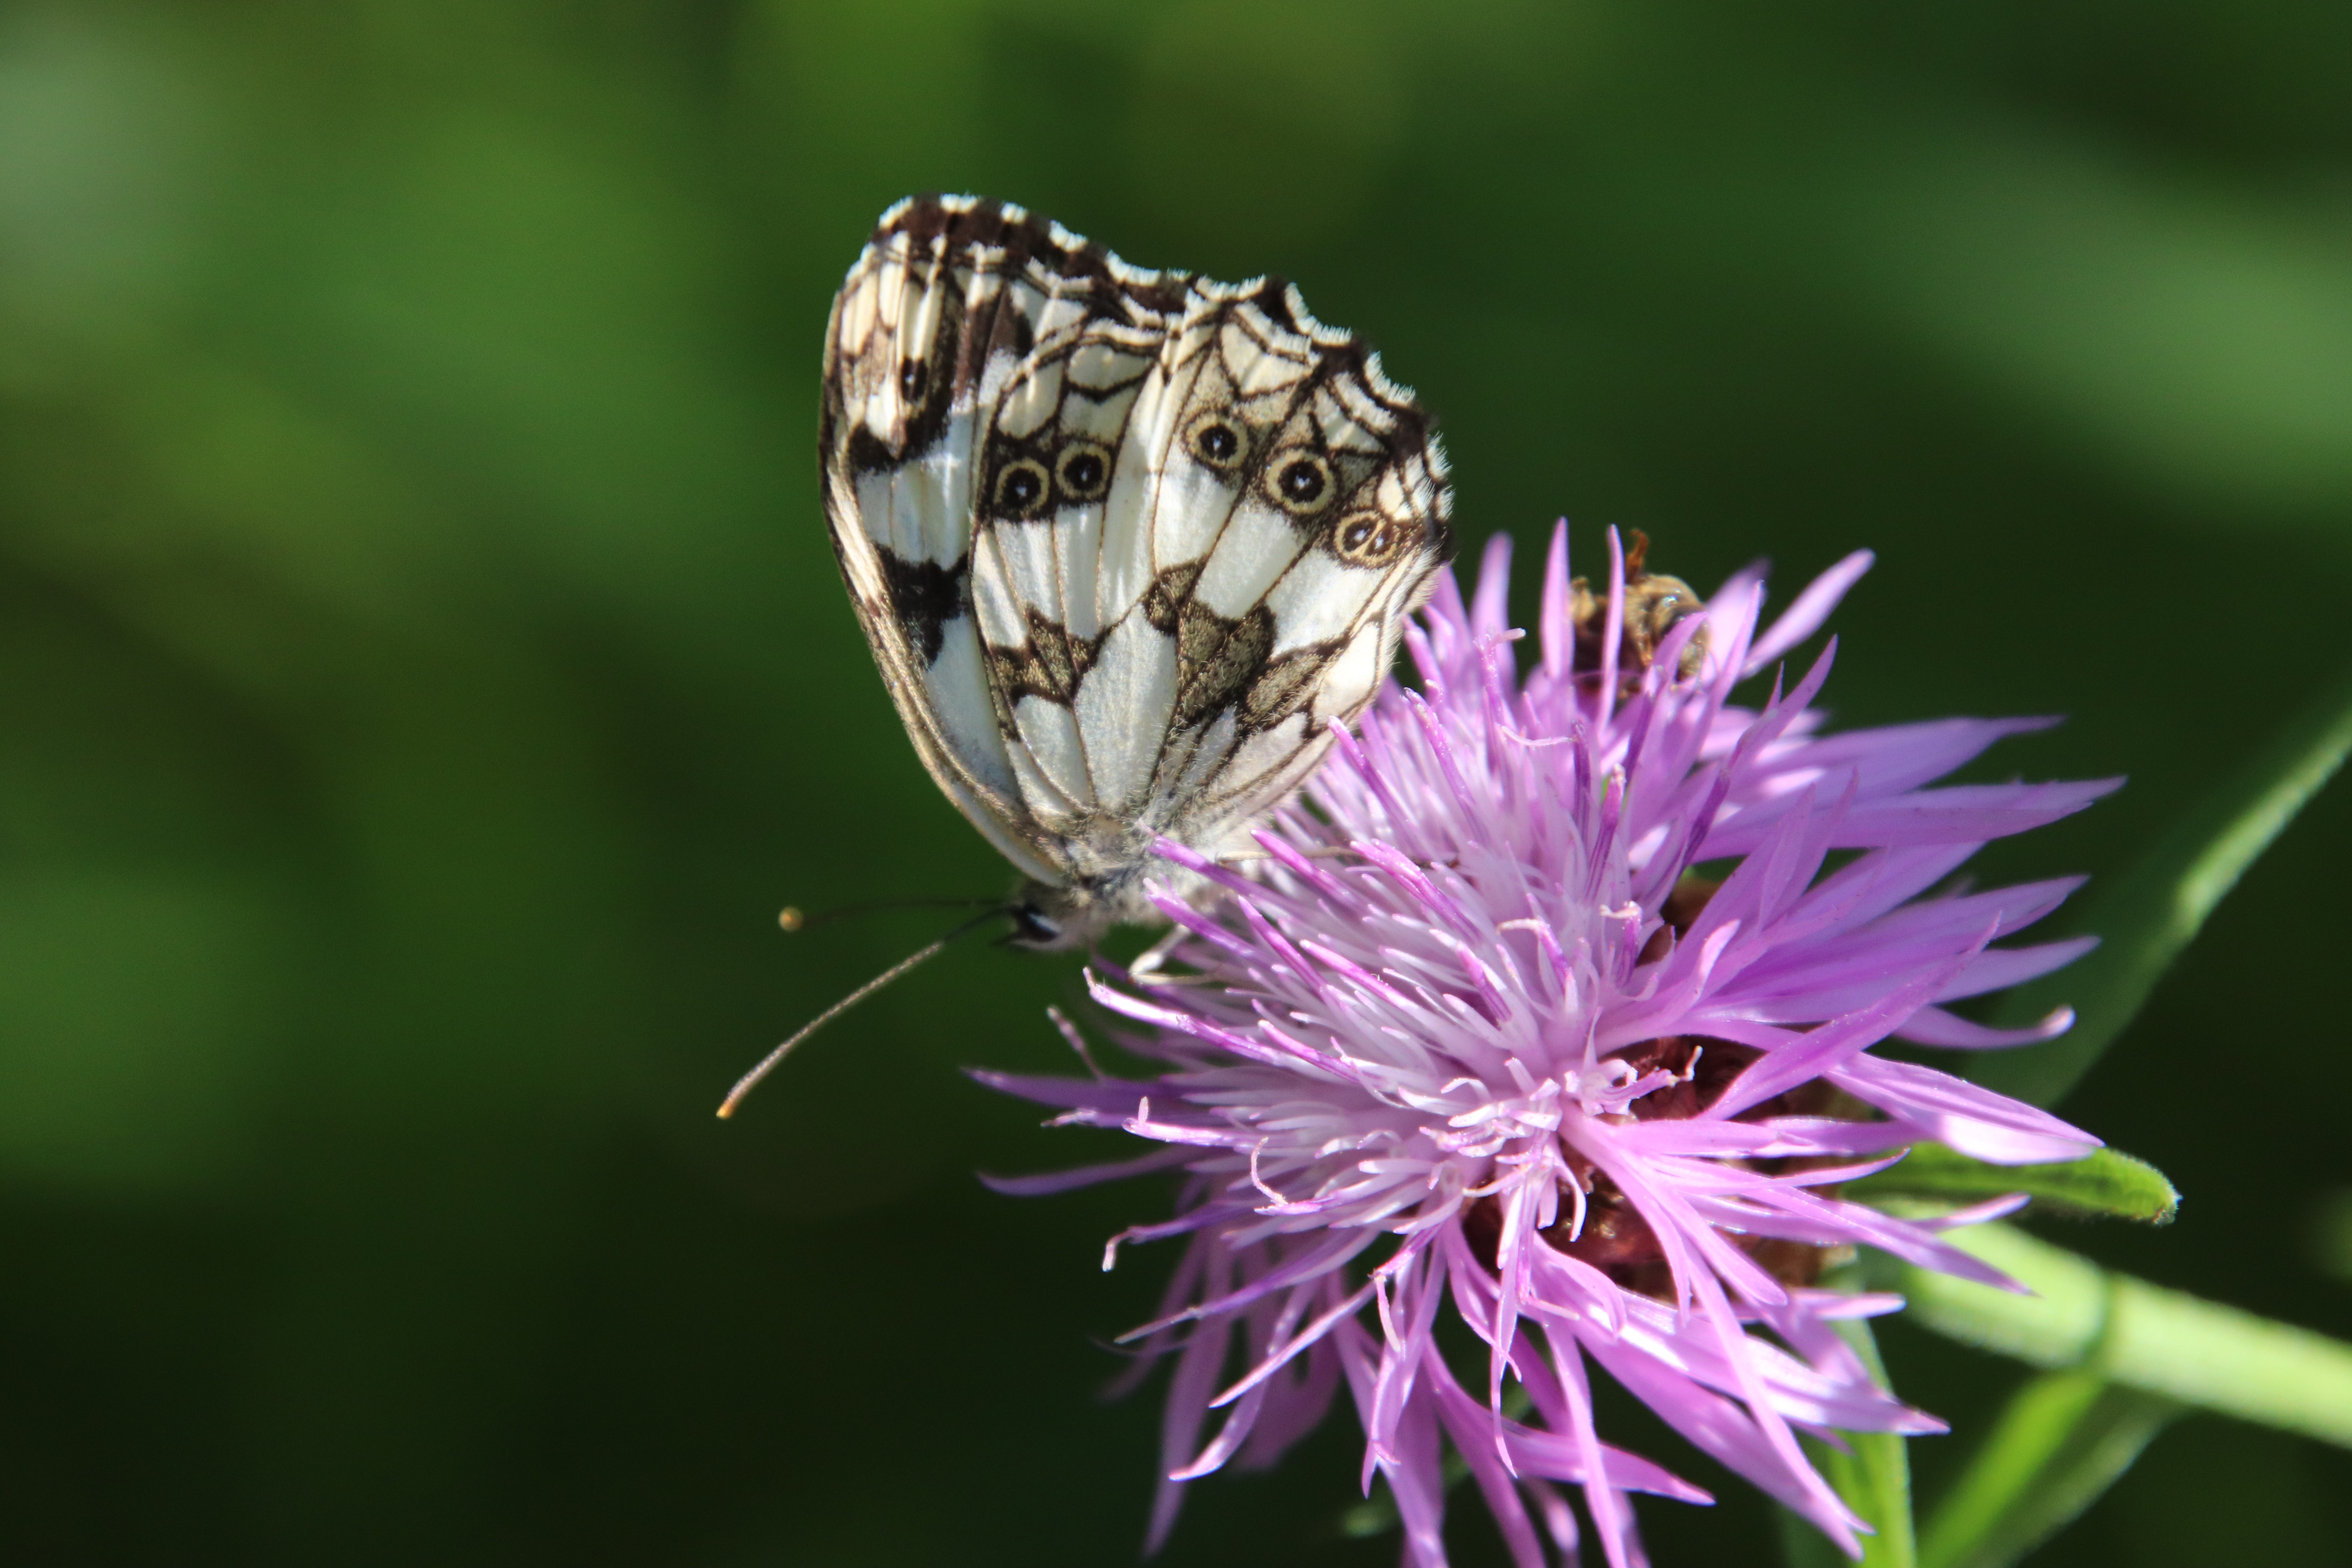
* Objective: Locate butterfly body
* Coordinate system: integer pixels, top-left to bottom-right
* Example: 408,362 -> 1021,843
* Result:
821,196 -> 1454,948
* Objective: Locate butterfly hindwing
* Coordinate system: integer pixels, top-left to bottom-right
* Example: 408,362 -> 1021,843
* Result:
821,195 -> 1454,938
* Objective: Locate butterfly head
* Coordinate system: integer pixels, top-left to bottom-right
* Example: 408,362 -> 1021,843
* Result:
1004,857 -> 1207,951
1002,877 -> 1139,952
1002,895 -> 1072,951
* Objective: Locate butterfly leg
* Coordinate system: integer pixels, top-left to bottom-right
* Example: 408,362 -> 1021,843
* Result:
1126,923 -> 1191,984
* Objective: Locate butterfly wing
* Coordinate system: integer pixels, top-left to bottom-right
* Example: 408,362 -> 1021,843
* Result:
1105,278 -> 1454,856
821,196 -> 1452,913
822,196 -> 1084,887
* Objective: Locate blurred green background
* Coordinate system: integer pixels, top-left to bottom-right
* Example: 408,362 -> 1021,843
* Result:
1,2 -> 2348,1563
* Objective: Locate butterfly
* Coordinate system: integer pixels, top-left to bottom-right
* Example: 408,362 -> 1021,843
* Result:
820,195 -> 1455,950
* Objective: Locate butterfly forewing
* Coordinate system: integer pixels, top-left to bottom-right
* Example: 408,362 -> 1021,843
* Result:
821,195 -> 1453,943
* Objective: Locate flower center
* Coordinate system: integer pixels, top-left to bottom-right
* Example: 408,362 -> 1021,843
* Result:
1458,1035 -> 1848,1295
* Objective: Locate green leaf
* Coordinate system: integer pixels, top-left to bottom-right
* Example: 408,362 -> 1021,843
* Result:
1847,1145 -> 2178,1223
1782,1317 -> 1916,1568
1871,1222 -> 2352,1447
1917,1370 -> 2179,1568
1971,671 -> 2352,1107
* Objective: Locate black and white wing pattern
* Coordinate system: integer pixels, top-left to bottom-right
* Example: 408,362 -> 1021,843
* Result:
820,195 -> 1454,947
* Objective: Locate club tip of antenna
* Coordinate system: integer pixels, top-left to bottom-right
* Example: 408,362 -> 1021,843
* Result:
778,906 -> 804,933
714,1099 -> 740,1120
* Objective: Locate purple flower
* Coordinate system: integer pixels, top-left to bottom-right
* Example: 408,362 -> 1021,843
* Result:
979,526 -> 2116,1566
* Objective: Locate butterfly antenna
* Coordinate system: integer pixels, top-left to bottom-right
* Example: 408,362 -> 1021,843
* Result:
717,906 -> 1009,1119
778,897 -> 1000,933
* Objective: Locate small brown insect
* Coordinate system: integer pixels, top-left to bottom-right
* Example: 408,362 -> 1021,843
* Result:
1568,529 -> 1708,691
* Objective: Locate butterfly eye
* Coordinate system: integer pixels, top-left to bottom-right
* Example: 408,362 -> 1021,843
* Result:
1186,414 -> 1246,471
1055,442 -> 1112,501
1334,510 -> 1410,566
993,457 -> 1053,517
1006,906 -> 1063,948
1268,452 -> 1334,515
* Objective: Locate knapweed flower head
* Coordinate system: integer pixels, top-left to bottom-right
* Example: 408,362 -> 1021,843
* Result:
980,526 -> 2116,1567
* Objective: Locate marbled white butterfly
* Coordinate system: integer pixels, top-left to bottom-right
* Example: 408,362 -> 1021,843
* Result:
822,195 -> 1455,950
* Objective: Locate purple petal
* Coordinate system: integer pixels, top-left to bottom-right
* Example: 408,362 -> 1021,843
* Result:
977,1145 -> 1198,1196
1743,550 -> 1874,675
1895,1004 -> 2076,1049
1832,1054 -> 2101,1163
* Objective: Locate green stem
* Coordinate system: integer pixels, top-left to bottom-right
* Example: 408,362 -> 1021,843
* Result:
1916,1370 -> 2178,1568
1784,1316 -> 1916,1568
1882,1221 -> 2352,1446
